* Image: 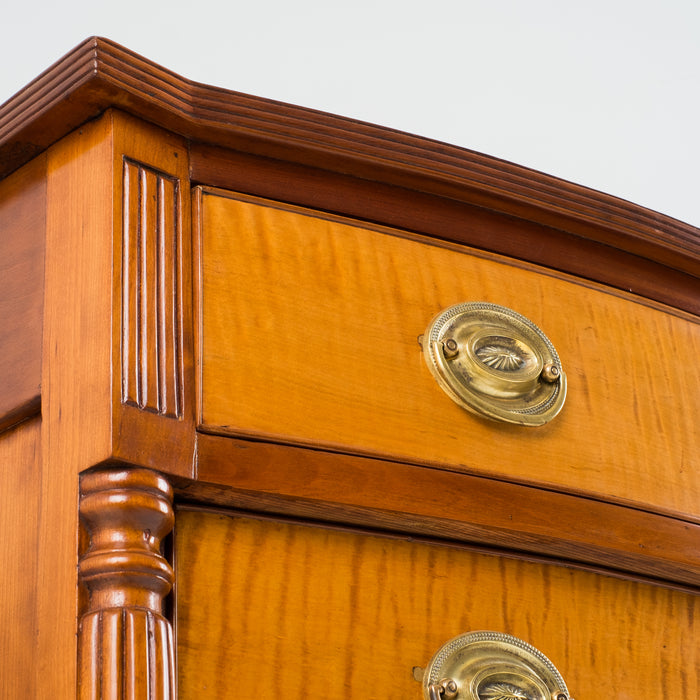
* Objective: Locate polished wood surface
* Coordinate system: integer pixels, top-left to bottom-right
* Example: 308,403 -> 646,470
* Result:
175,508 -> 700,700
78,468 -> 176,700
14,108 -> 192,699
190,143 -> 700,315
185,434 -> 700,587
111,111 -> 196,478
197,190 -> 700,520
37,114 -> 117,698
0,418 -> 41,699
122,160 -> 184,419
1,38 -> 698,306
34,109 -> 196,696
0,156 -> 45,431
14,108 -> 196,479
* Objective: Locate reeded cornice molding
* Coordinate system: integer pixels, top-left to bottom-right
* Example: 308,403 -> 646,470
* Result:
1,36 -> 699,277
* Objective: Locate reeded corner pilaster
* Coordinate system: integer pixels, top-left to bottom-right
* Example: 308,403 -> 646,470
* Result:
110,112 -> 195,480
78,467 -> 176,699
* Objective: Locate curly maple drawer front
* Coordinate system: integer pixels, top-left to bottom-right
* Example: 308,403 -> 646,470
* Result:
196,188 -> 700,519
175,508 -> 700,700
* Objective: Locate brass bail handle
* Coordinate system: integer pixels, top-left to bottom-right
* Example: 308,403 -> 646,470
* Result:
428,681 -> 569,700
421,302 -> 566,427
419,631 -> 574,700
428,678 -> 458,700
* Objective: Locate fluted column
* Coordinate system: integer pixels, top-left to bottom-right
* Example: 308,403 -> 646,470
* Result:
78,468 -> 176,699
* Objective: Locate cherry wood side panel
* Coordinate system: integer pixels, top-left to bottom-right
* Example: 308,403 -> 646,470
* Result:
40,114 -> 116,698
185,434 -> 700,588
175,508 -> 700,700
196,190 -> 700,520
0,418 -> 41,699
0,156 -> 45,432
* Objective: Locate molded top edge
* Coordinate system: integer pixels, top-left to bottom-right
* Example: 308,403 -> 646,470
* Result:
1,37 -> 698,277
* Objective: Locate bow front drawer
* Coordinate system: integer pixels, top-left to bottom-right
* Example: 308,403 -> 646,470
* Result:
195,188 -> 700,519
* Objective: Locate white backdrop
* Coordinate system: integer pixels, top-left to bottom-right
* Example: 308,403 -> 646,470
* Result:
3,0 -> 699,227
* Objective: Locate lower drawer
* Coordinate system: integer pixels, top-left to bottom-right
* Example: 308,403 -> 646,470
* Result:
175,508 -> 700,699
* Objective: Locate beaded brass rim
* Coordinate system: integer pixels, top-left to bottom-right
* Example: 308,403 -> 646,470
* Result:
422,631 -> 572,700
421,302 -> 566,426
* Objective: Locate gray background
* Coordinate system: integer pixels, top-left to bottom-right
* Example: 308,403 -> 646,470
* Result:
3,0 -> 699,227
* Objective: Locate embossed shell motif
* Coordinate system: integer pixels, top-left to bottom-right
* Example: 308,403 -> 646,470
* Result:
475,344 -> 526,372
478,683 -> 531,700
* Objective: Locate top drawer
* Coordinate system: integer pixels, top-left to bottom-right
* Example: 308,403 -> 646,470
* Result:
195,188 -> 700,519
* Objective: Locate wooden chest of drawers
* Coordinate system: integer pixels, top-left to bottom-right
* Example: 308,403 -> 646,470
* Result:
1,37 -> 698,699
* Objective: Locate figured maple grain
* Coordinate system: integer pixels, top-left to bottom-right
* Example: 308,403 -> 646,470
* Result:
175,508 -> 700,700
0,155 -> 45,432
0,418 -> 41,699
190,144 -> 700,316
197,190 -> 700,520
189,434 -> 700,587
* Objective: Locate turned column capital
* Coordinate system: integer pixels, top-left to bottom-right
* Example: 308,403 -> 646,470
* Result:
80,468 -> 174,612
78,466 -> 176,699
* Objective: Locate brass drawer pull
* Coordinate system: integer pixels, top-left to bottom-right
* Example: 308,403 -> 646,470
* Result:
427,678 -> 459,700
418,631 -> 573,700
421,302 -> 566,426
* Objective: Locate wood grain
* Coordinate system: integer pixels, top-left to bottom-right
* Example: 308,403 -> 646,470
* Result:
78,468 -> 176,700
122,159 -> 183,418
39,113 -> 115,698
111,111 -> 195,478
79,608 -> 175,700
174,508 -> 700,700
197,190 -> 700,520
0,37 -> 698,287
0,155 -> 45,432
190,144 -> 700,316
36,109 -> 190,699
0,418 -> 41,699
186,434 -> 700,588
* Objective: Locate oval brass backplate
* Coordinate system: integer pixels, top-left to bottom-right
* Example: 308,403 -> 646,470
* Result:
421,631 -> 573,700
421,302 -> 566,426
